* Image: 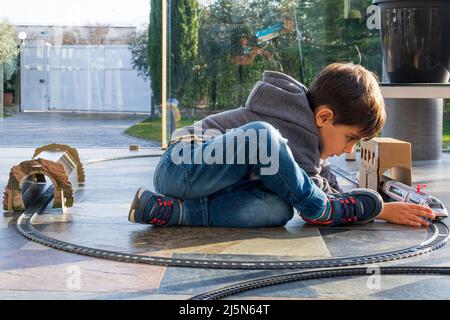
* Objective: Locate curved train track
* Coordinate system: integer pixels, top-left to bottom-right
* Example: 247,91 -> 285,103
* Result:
14,153 -> 450,299
189,266 -> 450,300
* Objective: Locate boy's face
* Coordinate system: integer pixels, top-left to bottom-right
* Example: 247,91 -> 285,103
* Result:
315,106 -> 363,160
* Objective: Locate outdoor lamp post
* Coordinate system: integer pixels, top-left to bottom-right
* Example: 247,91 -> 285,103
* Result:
17,32 -> 27,111
18,32 -> 27,44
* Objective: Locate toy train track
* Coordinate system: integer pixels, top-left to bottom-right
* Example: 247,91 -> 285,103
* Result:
189,266 -> 450,300
17,184 -> 450,269
14,154 -> 450,299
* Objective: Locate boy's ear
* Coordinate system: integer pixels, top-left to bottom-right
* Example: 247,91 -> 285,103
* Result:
315,106 -> 334,127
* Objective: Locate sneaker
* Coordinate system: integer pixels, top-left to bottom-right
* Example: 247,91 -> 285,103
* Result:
303,188 -> 383,226
128,187 -> 179,226
330,188 -> 383,226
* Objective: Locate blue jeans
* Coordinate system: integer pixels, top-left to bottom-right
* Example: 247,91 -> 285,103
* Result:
153,121 -> 328,227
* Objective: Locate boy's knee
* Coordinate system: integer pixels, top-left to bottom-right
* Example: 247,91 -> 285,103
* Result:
274,207 -> 294,226
246,121 -> 276,135
244,121 -> 287,145
153,153 -> 189,199
265,194 -> 294,226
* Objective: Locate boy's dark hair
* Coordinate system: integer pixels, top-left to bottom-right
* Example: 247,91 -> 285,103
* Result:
308,63 -> 386,140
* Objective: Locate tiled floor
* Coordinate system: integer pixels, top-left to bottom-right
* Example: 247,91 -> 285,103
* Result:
1,147 -> 449,300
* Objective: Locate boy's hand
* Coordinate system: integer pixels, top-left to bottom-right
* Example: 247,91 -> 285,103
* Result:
377,202 -> 436,227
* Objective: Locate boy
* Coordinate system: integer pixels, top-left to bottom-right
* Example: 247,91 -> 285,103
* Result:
129,63 -> 436,228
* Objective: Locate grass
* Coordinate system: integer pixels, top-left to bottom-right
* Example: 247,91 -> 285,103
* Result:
443,119 -> 450,149
126,116 -> 450,149
125,116 -> 203,142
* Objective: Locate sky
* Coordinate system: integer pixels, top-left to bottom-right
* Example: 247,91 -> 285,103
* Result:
0,0 -> 150,27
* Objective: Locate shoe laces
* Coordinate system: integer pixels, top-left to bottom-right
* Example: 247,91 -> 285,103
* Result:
148,196 -> 174,226
330,195 -> 359,224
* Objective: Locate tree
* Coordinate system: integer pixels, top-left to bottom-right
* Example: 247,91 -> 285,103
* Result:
148,0 -> 381,110
62,30 -> 81,45
130,26 -> 150,81
148,0 -> 200,109
190,0 -> 381,110
87,25 -> 109,45
298,0 -> 381,85
148,0 -> 162,106
169,0 -> 200,104
193,0 -> 287,108
0,21 -> 19,112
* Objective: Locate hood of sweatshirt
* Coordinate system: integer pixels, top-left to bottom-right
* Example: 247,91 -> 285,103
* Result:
244,71 -> 323,153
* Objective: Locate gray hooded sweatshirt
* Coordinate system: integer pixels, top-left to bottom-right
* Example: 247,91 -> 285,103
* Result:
171,70 -> 341,194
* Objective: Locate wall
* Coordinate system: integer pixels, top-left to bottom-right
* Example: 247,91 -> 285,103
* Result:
20,44 -> 152,113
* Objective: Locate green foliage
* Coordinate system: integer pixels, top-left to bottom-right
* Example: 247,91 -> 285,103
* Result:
299,0 -> 381,85
125,116 -> 202,142
148,0 -> 162,105
190,0 -> 282,109
0,21 -> 19,64
130,26 -> 150,81
170,0 -> 200,104
147,0 -> 382,110
186,0 -> 381,109
3,58 -> 17,83
444,99 -> 450,113
1,21 -> 19,109
147,0 -> 200,109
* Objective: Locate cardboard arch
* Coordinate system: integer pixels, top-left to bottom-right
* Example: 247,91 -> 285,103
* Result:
33,143 -> 85,184
3,144 -> 83,212
3,159 -> 74,212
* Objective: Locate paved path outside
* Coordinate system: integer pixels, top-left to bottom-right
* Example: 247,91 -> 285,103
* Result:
0,111 -> 160,148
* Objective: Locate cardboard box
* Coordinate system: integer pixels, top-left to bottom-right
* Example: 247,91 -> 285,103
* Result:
359,137 -> 412,191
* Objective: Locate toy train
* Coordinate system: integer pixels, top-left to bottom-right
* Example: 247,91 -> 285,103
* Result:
381,180 -> 448,220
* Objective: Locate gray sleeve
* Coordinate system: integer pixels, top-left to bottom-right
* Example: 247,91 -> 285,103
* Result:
316,159 -> 343,194
300,161 -> 341,194
310,174 -> 340,194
